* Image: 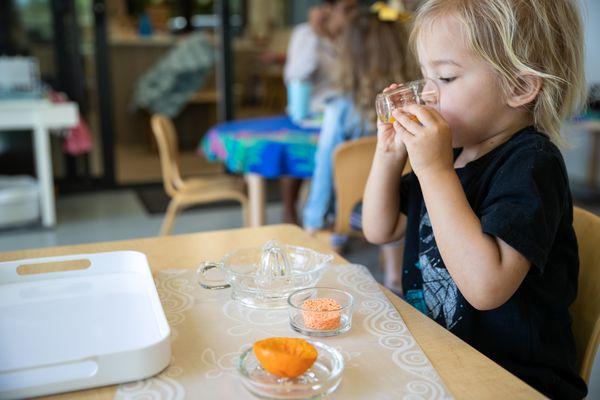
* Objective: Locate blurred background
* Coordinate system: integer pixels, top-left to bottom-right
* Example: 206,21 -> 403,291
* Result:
0,0 -> 597,255
0,0 -> 599,396
0,0 -> 597,263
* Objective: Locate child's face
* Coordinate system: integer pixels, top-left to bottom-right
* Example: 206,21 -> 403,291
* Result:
417,15 -> 513,148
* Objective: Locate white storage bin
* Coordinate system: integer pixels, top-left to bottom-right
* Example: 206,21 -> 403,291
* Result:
0,175 -> 40,228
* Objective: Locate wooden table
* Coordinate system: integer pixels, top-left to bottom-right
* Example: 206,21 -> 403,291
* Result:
200,115 -> 320,226
0,225 -> 543,399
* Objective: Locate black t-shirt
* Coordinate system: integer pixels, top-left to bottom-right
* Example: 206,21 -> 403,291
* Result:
400,127 -> 587,399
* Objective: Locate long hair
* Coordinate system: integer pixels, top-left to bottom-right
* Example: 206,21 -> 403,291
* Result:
335,11 -> 420,127
411,0 -> 586,146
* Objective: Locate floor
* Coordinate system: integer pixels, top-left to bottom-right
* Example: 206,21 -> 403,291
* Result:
0,188 -> 384,279
114,105 -> 281,185
115,144 -> 222,185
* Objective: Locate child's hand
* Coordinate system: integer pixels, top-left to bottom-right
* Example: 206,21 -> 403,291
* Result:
393,104 -> 454,178
376,84 -> 407,160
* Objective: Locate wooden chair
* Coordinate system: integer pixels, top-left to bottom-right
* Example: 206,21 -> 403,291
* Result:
332,136 -> 411,235
571,206 -> 600,383
332,136 -> 378,236
151,114 -> 249,235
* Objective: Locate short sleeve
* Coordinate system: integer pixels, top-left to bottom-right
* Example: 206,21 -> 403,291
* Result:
480,149 -> 568,273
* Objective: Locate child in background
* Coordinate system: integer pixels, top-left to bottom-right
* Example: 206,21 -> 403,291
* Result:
303,8 -> 419,293
282,0 -> 358,224
362,0 -> 588,397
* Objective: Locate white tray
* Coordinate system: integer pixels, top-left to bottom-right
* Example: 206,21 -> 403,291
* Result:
0,251 -> 171,399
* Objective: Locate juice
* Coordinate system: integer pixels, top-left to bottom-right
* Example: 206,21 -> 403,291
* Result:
382,113 -> 418,124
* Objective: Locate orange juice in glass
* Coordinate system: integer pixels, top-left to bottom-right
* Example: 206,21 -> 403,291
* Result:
375,79 -> 439,124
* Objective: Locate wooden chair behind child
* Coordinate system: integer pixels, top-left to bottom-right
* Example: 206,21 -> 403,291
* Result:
332,136 -> 378,236
333,136 -> 411,236
571,206 -> 600,383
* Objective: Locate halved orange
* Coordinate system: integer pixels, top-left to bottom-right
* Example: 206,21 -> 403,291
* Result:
253,337 -> 318,378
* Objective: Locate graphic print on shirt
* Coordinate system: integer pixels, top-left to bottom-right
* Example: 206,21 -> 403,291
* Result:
419,211 -> 461,330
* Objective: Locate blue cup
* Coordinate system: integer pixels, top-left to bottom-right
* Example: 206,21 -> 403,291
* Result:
287,80 -> 312,123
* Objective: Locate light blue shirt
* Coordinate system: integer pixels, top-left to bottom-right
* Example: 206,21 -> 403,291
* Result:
303,96 -> 374,229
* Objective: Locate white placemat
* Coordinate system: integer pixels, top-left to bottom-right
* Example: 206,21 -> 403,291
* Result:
114,264 -> 453,399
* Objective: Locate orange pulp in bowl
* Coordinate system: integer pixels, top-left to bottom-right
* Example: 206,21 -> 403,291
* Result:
253,337 -> 318,378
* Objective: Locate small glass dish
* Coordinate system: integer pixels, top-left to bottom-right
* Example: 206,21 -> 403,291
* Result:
237,340 -> 344,400
288,287 -> 353,337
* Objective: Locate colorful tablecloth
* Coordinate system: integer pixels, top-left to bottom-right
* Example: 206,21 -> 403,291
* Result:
199,115 -> 321,178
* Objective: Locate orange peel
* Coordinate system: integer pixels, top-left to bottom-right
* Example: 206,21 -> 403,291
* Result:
253,337 -> 318,378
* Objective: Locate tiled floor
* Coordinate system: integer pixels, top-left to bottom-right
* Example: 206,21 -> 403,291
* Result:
0,190 -> 267,252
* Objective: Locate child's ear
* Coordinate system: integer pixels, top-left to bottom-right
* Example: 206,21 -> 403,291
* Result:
507,74 -> 542,108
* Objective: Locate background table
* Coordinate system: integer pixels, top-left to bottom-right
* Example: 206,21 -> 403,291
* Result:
200,115 -> 320,226
0,225 -> 543,399
0,99 -> 78,227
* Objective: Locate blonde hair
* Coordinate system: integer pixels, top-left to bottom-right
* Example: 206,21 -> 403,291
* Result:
336,11 -> 420,127
411,0 -> 586,145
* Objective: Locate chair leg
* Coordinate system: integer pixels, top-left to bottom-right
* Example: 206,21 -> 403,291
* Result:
241,197 -> 250,227
161,199 -> 180,236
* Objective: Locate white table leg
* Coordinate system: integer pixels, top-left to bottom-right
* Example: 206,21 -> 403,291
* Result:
33,122 -> 56,227
245,173 -> 266,227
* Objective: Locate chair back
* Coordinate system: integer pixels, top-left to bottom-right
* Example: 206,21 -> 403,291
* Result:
151,114 -> 185,197
571,206 -> 600,383
332,136 -> 377,235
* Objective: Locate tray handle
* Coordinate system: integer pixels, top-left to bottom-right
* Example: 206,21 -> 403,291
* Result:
16,258 -> 91,276
0,359 -> 98,394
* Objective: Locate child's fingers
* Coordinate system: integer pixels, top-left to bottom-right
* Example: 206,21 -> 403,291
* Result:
394,121 -> 415,146
393,120 -> 414,141
393,110 -> 422,135
422,106 -> 446,124
376,119 -> 394,133
403,104 -> 437,126
383,83 -> 400,93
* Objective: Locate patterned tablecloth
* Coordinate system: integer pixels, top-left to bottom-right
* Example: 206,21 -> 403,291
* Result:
199,115 -> 321,178
114,264 -> 452,399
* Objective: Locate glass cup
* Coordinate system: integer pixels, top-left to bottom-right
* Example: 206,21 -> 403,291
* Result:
375,78 -> 440,124
287,80 -> 312,123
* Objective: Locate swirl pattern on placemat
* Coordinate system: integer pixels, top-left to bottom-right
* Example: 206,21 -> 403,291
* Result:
154,270 -> 195,327
115,360 -> 185,400
221,299 -> 289,336
201,344 -> 252,380
336,264 -> 452,400
113,265 -> 453,399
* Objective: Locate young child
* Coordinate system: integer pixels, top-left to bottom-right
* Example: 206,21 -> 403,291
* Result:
362,0 -> 588,398
282,0 -> 358,224
303,8 -> 418,291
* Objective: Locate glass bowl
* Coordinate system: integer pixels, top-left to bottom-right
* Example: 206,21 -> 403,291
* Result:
237,340 -> 344,400
287,287 -> 353,337
197,241 -> 334,309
